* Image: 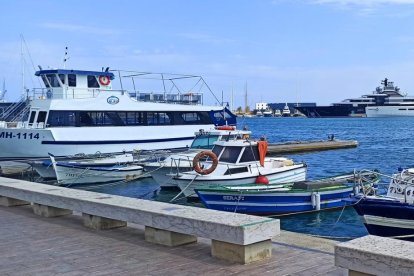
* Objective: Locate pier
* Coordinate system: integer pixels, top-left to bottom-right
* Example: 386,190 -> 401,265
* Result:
267,139 -> 358,154
1,177 -> 413,275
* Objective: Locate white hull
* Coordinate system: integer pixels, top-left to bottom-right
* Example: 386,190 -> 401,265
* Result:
366,106 -> 414,117
31,162 -> 56,179
53,164 -> 143,185
176,166 -> 307,198
0,125 -> 213,160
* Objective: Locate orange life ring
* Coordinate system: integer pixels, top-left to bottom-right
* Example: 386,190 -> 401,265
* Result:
98,75 -> 111,86
193,151 -> 218,175
216,125 -> 235,131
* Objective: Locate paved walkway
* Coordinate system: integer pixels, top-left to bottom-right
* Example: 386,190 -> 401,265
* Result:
0,205 -> 345,275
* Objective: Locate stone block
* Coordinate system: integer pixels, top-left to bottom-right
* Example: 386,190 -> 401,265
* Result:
211,239 -> 272,264
32,203 -> 72,217
145,226 -> 197,246
82,213 -> 127,230
0,196 -> 30,207
335,235 -> 414,276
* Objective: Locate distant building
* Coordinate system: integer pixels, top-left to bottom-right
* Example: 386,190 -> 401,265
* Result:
268,103 -> 316,115
255,102 -> 268,110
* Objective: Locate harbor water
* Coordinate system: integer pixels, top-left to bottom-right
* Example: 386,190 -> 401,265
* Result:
75,117 -> 414,240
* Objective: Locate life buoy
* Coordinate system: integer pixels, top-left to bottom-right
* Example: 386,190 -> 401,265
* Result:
217,125 -> 235,131
98,75 -> 111,86
193,151 -> 218,175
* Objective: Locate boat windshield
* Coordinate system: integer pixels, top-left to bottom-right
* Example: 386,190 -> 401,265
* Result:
218,146 -> 242,163
190,135 -> 220,149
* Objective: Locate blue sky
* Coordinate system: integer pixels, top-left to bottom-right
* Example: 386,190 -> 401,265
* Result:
2,0 -> 414,107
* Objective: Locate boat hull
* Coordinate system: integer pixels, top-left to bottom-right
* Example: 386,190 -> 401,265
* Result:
351,197 -> 414,241
176,166 -> 307,198
196,186 -> 353,215
0,125 -> 213,161
54,164 -> 143,185
366,106 -> 414,117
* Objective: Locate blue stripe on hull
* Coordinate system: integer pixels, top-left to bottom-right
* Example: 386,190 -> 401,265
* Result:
42,136 -> 194,145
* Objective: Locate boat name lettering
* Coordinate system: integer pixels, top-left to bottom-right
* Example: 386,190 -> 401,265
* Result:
223,195 -> 244,201
107,96 -> 119,105
0,132 -> 40,139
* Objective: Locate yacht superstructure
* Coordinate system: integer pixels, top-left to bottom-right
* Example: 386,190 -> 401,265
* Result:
0,68 -> 236,161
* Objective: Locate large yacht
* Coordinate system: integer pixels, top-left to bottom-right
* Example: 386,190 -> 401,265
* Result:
0,68 -> 236,161
296,78 -> 411,117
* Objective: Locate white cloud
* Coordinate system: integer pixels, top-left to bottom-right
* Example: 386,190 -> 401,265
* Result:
177,33 -> 235,44
312,0 -> 414,6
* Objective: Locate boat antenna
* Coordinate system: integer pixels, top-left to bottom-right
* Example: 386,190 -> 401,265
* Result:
63,46 -> 70,69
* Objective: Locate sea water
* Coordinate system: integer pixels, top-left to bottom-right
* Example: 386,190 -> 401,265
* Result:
78,117 -> 414,240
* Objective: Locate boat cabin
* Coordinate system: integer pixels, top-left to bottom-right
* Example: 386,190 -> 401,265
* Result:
34,69 -> 115,100
190,128 -> 251,150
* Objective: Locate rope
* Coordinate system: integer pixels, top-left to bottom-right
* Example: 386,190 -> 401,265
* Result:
170,174 -> 198,202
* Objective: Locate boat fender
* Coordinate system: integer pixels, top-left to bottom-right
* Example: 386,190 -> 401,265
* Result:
255,175 -> 269,184
311,192 -> 320,210
98,75 -> 111,86
193,151 -> 218,175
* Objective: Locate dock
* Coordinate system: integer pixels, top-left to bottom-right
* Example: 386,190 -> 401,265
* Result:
267,139 -> 358,154
0,205 -> 344,275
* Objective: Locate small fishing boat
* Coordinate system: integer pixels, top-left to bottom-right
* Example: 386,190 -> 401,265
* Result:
195,171 -> 380,215
49,153 -> 143,185
145,127 -> 251,188
171,138 -> 307,198
348,168 -> 414,241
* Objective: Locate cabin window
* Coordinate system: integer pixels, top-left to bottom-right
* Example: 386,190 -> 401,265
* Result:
212,145 -> 224,157
46,74 -> 61,87
147,112 -> 171,125
191,135 -> 219,149
87,75 -> 100,88
239,146 -> 260,163
41,75 -> 50,88
126,112 -> 144,125
224,167 -> 249,175
181,112 -> 200,122
68,74 -> 76,87
47,111 -> 76,127
37,111 -> 47,123
219,146 -> 242,163
58,74 -> 65,85
28,111 -> 36,124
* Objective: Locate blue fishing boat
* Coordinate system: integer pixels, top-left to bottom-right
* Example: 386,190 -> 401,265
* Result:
195,171 -> 379,215
348,168 -> 414,241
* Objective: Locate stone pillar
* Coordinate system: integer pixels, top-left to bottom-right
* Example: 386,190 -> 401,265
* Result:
0,196 -> 30,207
82,213 -> 127,230
32,203 -> 72,217
211,239 -> 272,264
145,226 -> 197,246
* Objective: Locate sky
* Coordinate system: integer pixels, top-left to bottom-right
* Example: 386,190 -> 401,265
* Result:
2,0 -> 414,108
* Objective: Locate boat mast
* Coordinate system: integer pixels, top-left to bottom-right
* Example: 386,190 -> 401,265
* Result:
230,81 -> 234,112
20,36 -> 25,96
244,81 -> 248,113
63,47 -> 69,69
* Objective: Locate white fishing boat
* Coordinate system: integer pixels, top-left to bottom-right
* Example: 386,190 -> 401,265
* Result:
0,67 -> 236,161
170,139 -> 307,198
274,109 -> 281,117
146,126 -> 251,188
49,153 -> 143,185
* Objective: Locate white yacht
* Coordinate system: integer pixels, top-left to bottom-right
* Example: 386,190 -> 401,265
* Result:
365,79 -> 414,117
274,109 -> 281,117
0,68 -> 236,161
282,104 -> 291,117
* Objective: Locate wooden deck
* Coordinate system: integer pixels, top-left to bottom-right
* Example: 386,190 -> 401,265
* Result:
0,205 -> 345,275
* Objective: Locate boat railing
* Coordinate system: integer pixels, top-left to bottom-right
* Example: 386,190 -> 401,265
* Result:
28,88 -> 127,100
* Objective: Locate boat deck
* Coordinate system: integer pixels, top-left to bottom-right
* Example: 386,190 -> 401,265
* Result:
268,139 -> 358,154
0,205 -> 345,275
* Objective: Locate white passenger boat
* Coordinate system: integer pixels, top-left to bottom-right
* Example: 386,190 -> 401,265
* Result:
171,139 -> 307,198
0,68 -> 236,161
145,126 -> 251,188
49,153 -> 143,185
282,104 -> 291,117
